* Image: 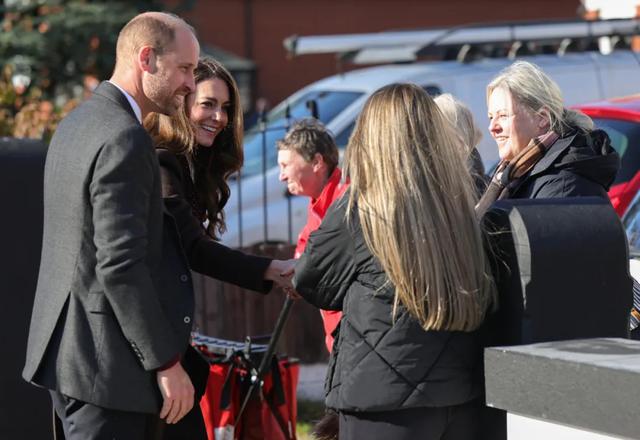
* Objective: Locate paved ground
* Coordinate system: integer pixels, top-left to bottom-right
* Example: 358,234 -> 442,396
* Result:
297,363 -> 327,401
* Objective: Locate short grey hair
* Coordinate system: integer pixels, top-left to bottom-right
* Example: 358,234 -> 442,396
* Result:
276,118 -> 339,174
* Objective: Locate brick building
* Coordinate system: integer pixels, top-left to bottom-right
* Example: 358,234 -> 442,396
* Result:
168,0 -> 582,114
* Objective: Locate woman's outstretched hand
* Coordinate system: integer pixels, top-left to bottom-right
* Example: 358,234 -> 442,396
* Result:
265,259 -> 300,298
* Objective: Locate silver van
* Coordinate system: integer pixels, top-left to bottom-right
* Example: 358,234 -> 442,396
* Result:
222,49 -> 640,248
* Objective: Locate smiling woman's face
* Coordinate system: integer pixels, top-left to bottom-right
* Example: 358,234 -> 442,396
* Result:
186,77 -> 230,147
487,87 -> 547,161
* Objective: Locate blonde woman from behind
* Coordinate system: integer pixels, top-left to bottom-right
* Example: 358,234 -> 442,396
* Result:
293,83 -> 496,440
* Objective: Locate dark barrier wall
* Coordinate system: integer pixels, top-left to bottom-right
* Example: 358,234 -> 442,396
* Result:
0,138 -> 52,439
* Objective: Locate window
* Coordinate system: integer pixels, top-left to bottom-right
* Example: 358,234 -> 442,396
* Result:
242,90 -> 363,178
423,85 -> 442,97
593,118 -> 640,185
624,194 -> 640,255
334,122 -> 355,148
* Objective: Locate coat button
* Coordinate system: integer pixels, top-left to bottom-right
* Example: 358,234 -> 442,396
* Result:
183,316 -> 191,324
180,274 -> 189,282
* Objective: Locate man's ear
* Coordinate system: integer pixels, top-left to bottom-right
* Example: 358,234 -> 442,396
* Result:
138,46 -> 156,73
312,153 -> 326,173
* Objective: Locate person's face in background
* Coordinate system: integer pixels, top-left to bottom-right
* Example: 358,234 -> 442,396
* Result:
142,26 -> 199,116
187,77 -> 230,147
487,87 -> 548,161
278,149 -> 327,199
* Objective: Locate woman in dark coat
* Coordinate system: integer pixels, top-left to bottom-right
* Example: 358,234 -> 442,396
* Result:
477,60 -> 619,216
292,83 -> 497,440
145,57 -> 294,438
477,60 -> 621,440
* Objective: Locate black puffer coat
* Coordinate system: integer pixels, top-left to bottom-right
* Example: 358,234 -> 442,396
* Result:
510,128 -> 619,199
293,197 -> 483,412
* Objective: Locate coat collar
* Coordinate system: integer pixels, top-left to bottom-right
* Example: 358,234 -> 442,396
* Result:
528,132 -> 577,177
107,81 -> 142,123
504,132 -> 576,198
310,167 -> 348,219
92,81 -> 140,124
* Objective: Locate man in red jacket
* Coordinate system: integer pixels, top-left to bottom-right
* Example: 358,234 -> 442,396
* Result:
277,118 -> 347,352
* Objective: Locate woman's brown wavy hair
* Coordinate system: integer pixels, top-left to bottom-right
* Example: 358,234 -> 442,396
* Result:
145,57 -> 244,238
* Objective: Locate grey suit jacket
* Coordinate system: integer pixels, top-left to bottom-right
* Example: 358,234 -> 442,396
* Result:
23,81 -> 195,413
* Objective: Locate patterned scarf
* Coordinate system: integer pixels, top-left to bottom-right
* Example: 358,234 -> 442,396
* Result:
475,131 -> 559,218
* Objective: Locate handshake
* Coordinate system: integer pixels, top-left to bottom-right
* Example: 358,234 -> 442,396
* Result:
265,258 -> 300,298
157,258 -> 300,426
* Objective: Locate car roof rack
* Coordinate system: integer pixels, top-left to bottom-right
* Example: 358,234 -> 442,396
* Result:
283,17 -> 640,65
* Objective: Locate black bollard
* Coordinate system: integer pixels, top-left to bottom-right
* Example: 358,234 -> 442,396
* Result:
483,197 -> 632,346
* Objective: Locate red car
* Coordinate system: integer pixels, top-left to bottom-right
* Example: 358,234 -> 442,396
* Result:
574,95 -> 640,216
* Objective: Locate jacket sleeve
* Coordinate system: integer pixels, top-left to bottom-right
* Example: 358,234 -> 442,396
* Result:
91,129 -> 180,371
292,198 -> 356,311
157,149 -> 273,293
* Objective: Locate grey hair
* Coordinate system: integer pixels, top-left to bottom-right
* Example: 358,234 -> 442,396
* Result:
434,93 -> 482,152
435,93 -> 486,180
487,61 -> 593,135
276,118 -> 339,174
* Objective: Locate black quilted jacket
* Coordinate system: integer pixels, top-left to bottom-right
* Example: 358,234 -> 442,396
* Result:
293,197 -> 483,412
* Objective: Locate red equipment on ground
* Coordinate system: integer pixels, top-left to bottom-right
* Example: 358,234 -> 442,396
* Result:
193,334 -> 299,440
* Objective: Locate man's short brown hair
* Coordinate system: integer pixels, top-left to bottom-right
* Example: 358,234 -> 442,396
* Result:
276,118 -> 339,173
115,12 -> 195,70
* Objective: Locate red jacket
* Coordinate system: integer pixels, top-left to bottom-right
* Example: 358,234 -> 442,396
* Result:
294,167 -> 348,353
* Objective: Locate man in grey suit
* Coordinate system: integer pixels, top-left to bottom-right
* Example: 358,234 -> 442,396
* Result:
23,12 -> 200,439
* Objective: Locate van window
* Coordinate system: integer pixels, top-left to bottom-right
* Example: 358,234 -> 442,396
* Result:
242,90 -> 363,178
335,122 -> 355,148
333,88 -> 439,149
423,85 -> 442,96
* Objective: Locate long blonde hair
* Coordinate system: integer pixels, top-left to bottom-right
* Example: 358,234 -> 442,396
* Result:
344,83 -> 495,331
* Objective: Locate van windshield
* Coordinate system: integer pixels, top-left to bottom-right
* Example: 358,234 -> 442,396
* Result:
242,90 -> 363,178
